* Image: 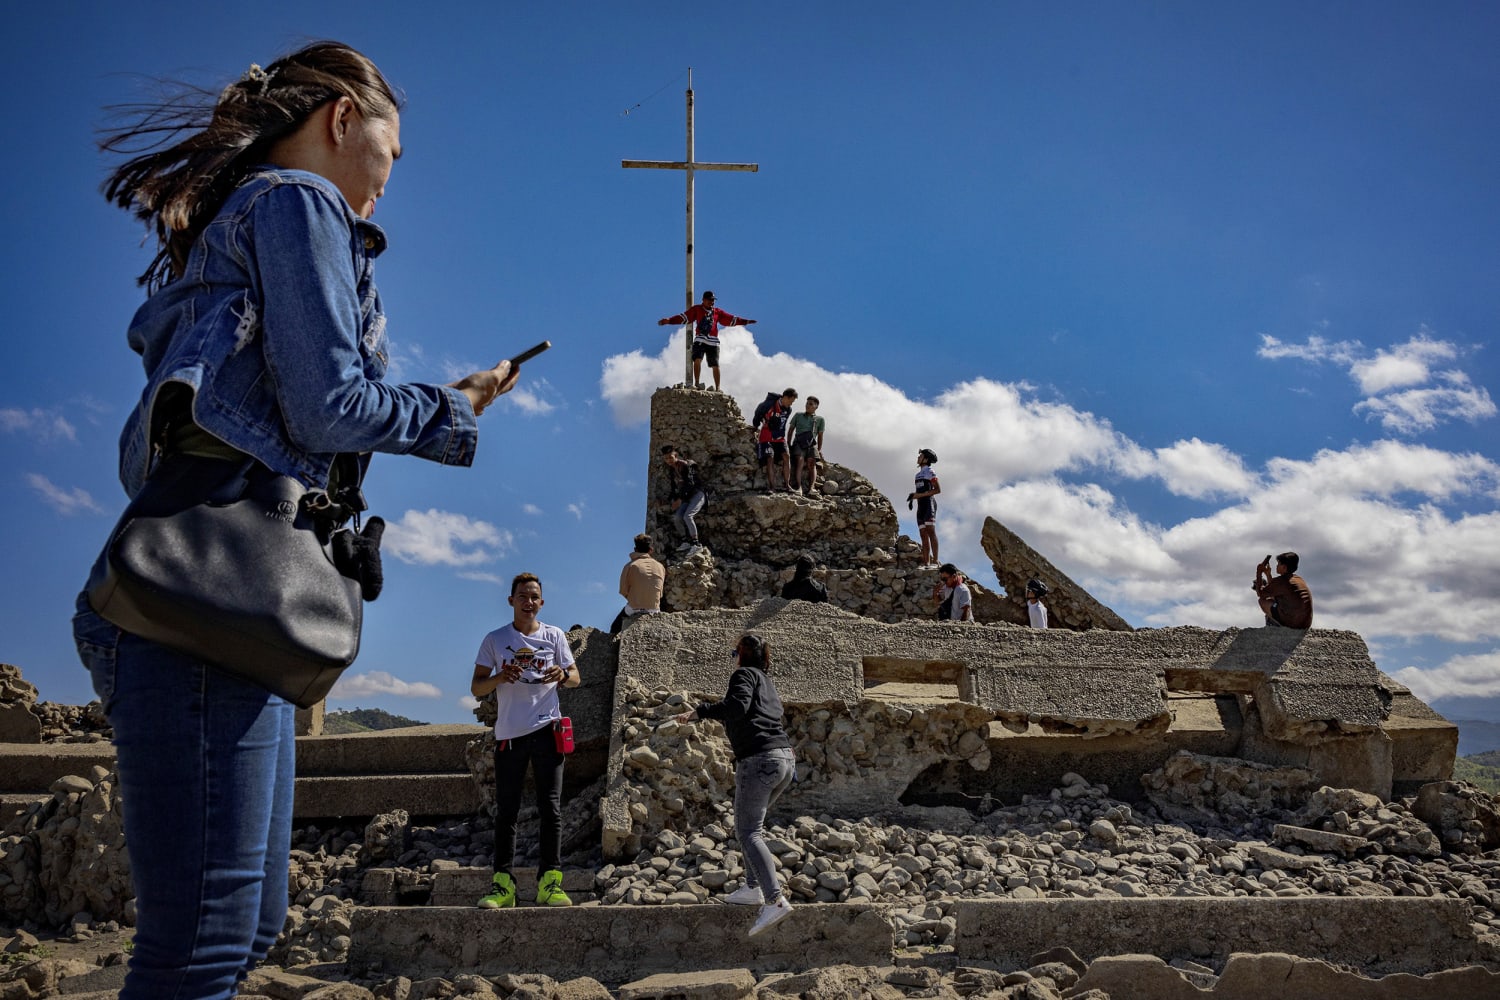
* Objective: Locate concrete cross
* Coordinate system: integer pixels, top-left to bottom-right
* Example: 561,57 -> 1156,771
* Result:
623,68 -> 758,386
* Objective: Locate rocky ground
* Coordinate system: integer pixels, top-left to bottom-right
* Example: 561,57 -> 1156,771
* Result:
5,699 -> 1500,998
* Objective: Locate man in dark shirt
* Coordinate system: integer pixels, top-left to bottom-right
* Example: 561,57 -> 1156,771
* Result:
780,554 -> 828,603
1254,551 -> 1313,629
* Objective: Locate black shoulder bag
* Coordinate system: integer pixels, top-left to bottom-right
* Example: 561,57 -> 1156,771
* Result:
86,452 -> 382,708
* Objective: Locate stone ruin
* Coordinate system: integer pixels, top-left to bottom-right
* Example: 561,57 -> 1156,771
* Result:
2,384 -> 1496,999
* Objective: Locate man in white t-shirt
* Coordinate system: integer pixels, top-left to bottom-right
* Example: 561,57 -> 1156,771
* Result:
470,572 -> 580,909
932,563 -> 973,622
1026,578 -> 1049,629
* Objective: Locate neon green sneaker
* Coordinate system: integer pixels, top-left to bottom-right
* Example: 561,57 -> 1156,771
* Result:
478,871 -> 516,909
536,869 -> 573,907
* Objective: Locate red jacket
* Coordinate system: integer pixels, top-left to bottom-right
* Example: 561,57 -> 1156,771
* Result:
661,304 -> 752,345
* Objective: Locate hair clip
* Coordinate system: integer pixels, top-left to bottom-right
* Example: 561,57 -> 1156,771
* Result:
241,62 -> 277,95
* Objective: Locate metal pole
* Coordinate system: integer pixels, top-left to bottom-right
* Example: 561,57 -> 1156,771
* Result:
684,69 -> 695,386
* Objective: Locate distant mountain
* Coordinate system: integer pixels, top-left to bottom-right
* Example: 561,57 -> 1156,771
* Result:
1431,695 -> 1500,726
1454,719 -> 1500,758
323,708 -> 428,734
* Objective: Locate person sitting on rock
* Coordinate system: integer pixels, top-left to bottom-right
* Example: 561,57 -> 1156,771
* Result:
611,533 -> 665,633
780,553 -> 828,603
751,388 -> 798,492
1254,551 -> 1313,629
1025,578 -> 1049,628
659,444 -> 708,554
933,563 -> 973,622
471,573 -> 580,909
787,396 -> 826,495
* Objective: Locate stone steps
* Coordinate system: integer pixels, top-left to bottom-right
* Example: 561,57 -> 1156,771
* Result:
0,725 -> 488,824
346,895 -> 1483,984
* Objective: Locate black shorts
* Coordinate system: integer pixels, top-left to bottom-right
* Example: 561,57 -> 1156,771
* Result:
790,445 -> 818,463
757,441 -> 787,462
691,343 -> 720,367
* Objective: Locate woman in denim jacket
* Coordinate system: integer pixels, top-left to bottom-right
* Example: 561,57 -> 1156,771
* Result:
74,43 -> 520,1000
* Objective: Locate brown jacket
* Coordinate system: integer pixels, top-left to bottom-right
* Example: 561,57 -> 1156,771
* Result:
619,551 -> 666,612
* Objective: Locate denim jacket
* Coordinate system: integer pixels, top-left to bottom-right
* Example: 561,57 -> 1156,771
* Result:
117,167 -> 477,498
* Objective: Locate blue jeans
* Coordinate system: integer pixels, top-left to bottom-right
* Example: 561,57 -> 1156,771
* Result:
73,594 -> 295,1000
673,490 -> 706,543
734,747 -> 796,904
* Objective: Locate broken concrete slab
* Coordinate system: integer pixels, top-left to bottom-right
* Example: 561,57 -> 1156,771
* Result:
949,896 -> 1480,974
346,903 -> 897,981
980,516 -> 1130,632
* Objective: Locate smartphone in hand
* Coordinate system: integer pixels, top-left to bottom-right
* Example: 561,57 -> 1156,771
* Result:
508,340 -> 551,368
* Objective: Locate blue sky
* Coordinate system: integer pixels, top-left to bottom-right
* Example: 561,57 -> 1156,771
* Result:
3,2 -> 1497,726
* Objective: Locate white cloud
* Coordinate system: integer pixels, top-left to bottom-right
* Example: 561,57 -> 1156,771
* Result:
567,502 -> 585,520
1349,334 -> 1457,395
1152,438 -> 1258,499
383,509 -> 513,567
458,571 -> 507,586
25,473 -> 102,515
1353,373 -> 1496,434
330,670 -> 442,699
1256,333 -> 1361,367
1,408 -> 77,442
1392,650 -> 1500,702
522,503 -> 543,516
601,333 -> 1500,652
505,380 -> 556,415
458,694 -> 480,711
1259,328 -> 1493,435
602,328 -> 1149,489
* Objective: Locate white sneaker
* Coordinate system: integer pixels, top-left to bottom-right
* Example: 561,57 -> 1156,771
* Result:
725,885 -> 762,905
748,897 -> 792,937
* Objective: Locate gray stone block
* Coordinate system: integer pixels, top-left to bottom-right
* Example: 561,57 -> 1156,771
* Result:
347,903 -> 897,981
950,896 -> 1480,975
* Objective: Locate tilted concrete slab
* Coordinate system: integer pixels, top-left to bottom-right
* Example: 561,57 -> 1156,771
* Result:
346,903 -> 898,982
950,896 -> 1481,975
980,515 -> 1131,631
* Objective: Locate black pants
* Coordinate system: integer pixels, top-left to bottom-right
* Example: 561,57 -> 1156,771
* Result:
494,725 -> 565,875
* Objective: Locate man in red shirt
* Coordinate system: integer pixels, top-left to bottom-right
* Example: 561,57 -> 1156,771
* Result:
657,290 -> 756,391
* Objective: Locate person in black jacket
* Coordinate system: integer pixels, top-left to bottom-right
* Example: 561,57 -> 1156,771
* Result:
676,633 -> 796,938
780,554 -> 828,603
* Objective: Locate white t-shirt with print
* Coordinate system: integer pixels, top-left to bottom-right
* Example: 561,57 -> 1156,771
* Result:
475,621 -> 575,740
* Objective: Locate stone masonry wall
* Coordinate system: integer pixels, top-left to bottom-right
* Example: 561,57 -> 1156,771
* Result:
646,387 -> 1009,623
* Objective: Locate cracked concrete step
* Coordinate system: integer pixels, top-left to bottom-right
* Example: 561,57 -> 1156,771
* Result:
361,866 -> 599,907
348,901 -> 896,982
347,896 -> 1484,984
951,896 -> 1482,975
0,726 -> 485,822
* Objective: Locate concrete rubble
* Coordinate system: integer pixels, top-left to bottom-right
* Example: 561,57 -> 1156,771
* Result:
0,385 -> 1492,998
